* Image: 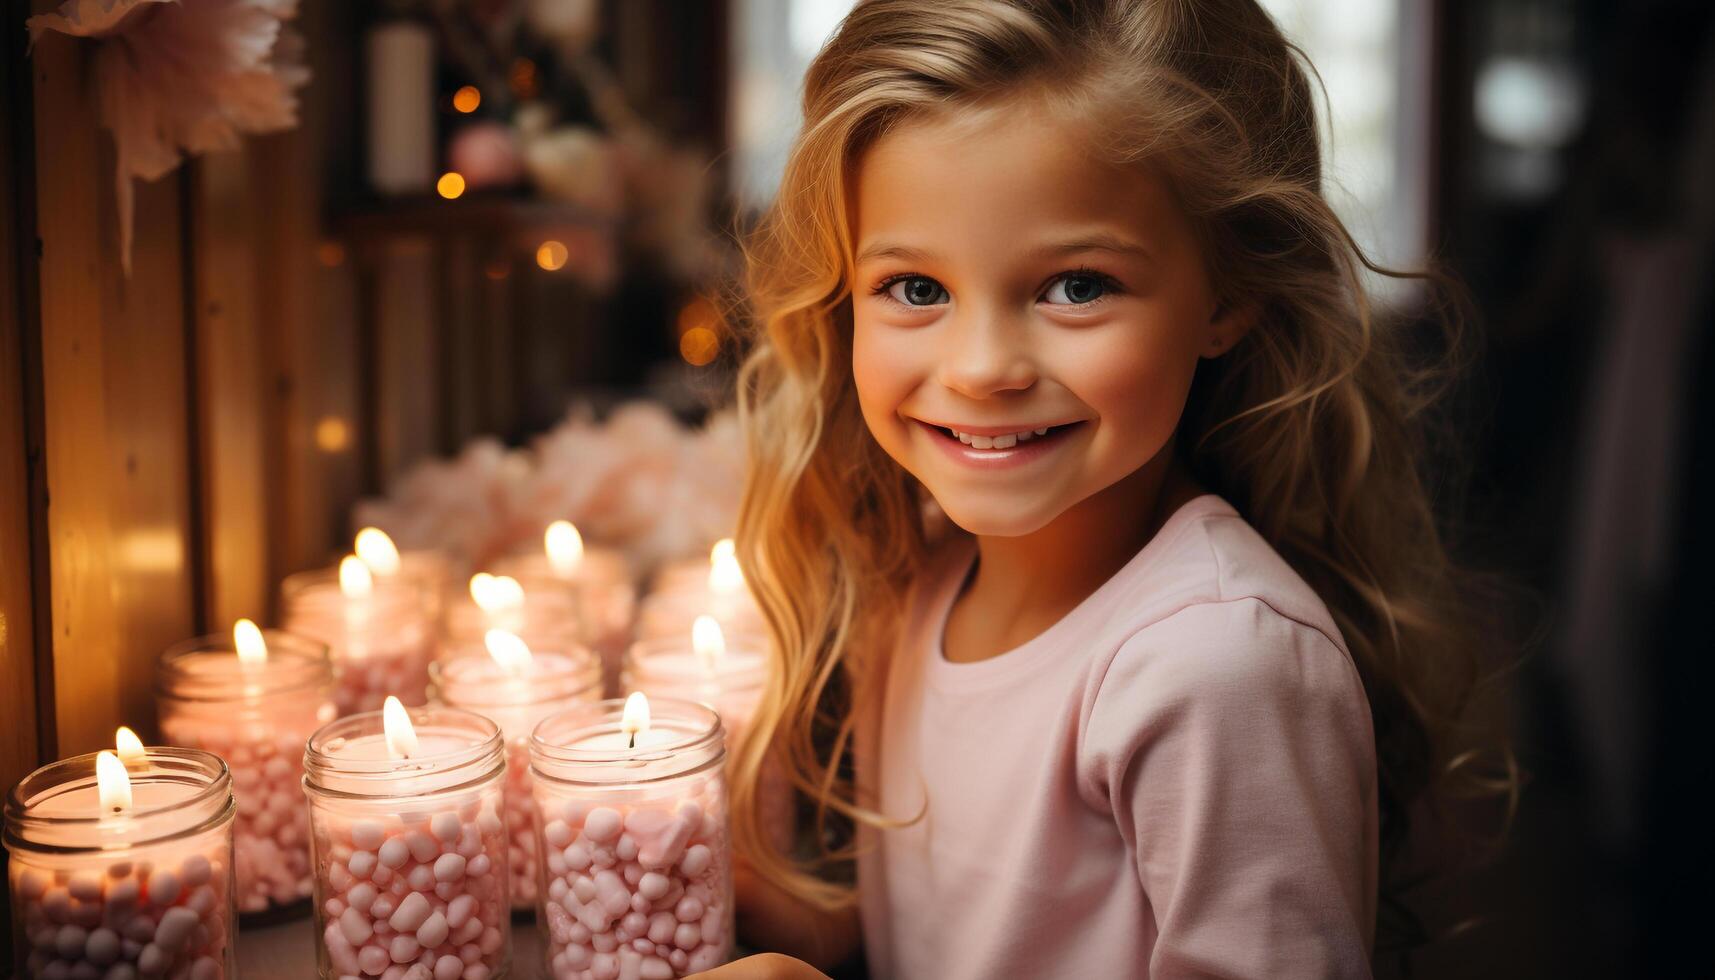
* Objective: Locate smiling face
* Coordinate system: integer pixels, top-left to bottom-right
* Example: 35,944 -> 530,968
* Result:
849,97 -> 1243,537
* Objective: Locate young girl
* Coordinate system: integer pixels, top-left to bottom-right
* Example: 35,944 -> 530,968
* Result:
704,1 -> 1487,977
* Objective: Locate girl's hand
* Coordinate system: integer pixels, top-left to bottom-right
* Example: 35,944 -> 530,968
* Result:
687,952 -> 832,979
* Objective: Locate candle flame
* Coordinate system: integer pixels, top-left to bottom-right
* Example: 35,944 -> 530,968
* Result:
114,727 -> 147,766
96,751 -> 132,813
484,629 -> 533,674
234,618 -> 267,667
383,695 -> 419,760
692,615 -> 725,674
339,555 -> 374,598
470,572 -> 524,612
708,540 -> 744,596
621,691 -> 650,744
546,520 -> 585,578
355,527 -> 402,577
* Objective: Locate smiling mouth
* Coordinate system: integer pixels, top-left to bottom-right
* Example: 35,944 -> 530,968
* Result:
919,420 -> 1085,450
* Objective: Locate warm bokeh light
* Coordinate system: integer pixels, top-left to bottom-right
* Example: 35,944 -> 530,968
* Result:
484,260 -> 510,281
677,295 -> 718,337
710,539 -> 735,564
115,727 -> 146,765
452,85 -> 481,113
485,629 -> 533,675
96,751 -> 132,813
692,615 -> 725,674
436,171 -> 467,200
546,520 -> 585,577
470,572 -> 525,612
680,327 -> 719,366
316,241 -> 346,268
709,544 -> 745,595
536,240 -> 569,271
509,58 -> 539,99
234,618 -> 267,667
355,527 -> 402,576
314,416 -> 351,452
339,555 -> 374,598
383,695 -> 418,760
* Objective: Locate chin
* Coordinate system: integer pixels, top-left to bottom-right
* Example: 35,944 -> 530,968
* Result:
931,496 -> 1064,538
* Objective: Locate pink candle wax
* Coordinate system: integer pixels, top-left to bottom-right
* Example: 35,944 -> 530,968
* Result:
431,649 -> 603,910
442,573 -> 586,661
489,548 -> 636,698
157,630 -> 336,919
5,748 -> 238,979
634,588 -> 765,645
283,567 -> 434,716
624,635 -> 794,857
529,699 -> 733,979
302,706 -> 512,979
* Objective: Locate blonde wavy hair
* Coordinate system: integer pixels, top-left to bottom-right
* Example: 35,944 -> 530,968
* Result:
728,0 -> 1507,958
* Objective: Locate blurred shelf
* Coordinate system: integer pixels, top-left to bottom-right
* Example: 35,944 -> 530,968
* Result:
333,195 -> 618,245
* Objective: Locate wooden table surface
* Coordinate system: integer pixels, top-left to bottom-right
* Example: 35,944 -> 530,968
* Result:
237,916 -> 546,979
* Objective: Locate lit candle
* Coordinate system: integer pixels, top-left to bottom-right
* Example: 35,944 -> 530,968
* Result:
638,539 -> 766,643
4,746 -> 238,979
529,696 -> 734,977
355,526 -> 453,625
431,630 -> 602,910
443,571 -> 584,671
282,555 -> 435,716
490,521 -> 637,697
302,701 -> 512,979
157,625 -> 335,918
115,725 -> 148,767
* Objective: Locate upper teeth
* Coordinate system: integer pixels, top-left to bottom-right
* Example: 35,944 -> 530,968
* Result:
952,427 -> 1051,449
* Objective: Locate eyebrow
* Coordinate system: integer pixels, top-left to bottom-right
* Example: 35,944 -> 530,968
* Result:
853,233 -> 1154,266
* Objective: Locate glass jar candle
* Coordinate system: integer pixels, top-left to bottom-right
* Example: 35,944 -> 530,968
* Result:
5,747 -> 238,979
624,628 -> 794,856
489,534 -> 636,698
633,589 -> 765,645
283,563 -> 435,716
303,704 -> 512,979
157,627 -> 335,921
529,697 -> 733,979
431,639 -> 603,911
443,573 -> 586,661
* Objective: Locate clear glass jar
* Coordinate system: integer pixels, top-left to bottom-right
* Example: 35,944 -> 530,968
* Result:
529,698 -> 733,979
5,748 -> 238,979
623,634 -> 795,857
430,646 -> 603,911
633,588 -> 766,644
303,705 -> 512,979
442,573 -> 586,658
157,629 -> 335,922
283,567 -> 435,716
489,549 -> 636,698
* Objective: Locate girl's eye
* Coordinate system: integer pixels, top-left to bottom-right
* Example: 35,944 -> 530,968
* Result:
1042,273 -> 1108,306
880,276 -> 949,307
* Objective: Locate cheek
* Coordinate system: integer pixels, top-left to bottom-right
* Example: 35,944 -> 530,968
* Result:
850,318 -> 915,448
1062,330 -> 1201,456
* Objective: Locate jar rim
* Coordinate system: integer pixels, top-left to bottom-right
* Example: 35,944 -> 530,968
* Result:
303,705 -> 504,799
430,646 -> 602,709
4,748 -> 235,854
157,629 -> 333,702
530,697 -> 725,786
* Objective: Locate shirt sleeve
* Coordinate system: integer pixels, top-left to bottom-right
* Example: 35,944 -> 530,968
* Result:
1081,597 -> 1378,979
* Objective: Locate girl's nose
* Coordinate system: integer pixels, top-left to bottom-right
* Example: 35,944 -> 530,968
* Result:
935,312 -> 1038,399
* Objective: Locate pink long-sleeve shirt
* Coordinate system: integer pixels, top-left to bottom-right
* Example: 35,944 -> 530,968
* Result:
856,494 -> 1378,978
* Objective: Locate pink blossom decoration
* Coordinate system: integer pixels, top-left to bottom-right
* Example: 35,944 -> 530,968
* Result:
27,0 -> 310,273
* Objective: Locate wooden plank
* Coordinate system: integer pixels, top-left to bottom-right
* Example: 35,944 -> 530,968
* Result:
0,0 -> 43,795
191,149 -> 270,627
30,27 -> 197,754
373,239 -> 439,483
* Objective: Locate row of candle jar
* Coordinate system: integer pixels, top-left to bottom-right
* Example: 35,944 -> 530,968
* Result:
6,695 -> 736,980
151,613 -> 775,922
285,526 -> 766,717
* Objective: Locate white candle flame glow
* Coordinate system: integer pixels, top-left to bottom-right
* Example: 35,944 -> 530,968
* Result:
354,527 -> 402,577
470,573 -> 524,612
96,750 -> 132,813
546,520 -> 585,578
622,691 -> 650,747
339,555 -> 374,598
484,629 -> 534,675
234,618 -> 267,667
692,615 -> 725,675
114,726 -> 147,766
708,539 -> 744,596
383,695 -> 419,760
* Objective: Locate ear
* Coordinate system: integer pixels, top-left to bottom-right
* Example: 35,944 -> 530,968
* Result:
1201,299 -> 1259,359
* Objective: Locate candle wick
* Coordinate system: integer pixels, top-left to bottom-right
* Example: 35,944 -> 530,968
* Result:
627,732 -> 636,749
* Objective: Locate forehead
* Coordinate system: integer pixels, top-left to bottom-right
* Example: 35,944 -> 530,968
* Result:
850,98 -> 1189,261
